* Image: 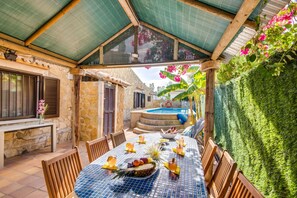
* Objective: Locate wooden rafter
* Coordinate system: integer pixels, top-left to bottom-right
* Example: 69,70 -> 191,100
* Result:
78,23 -> 133,64
211,0 -> 260,60
140,21 -> 212,56
118,0 -> 139,26
25,0 -> 80,46
179,0 -> 257,29
0,37 -> 76,68
79,59 -> 207,69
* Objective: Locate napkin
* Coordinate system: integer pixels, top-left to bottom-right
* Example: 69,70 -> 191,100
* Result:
172,148 -> 185,156
125,148 -> 136,153
136,140 -> 146,144
160,138 -> 169,143
176,141 -> 186,147
163,162 -> 180,175
101,163 -> 118,170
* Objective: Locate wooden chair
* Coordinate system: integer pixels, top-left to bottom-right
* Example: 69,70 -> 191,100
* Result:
86,136 -> 110,163
110,130 -> 126,148
201,138 -> 217,174
41,147 -> 83,198
207,151 -> 237,198
225,170 -> 264,198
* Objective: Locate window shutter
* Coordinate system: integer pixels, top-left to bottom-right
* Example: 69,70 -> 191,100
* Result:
40,77 -> 60,118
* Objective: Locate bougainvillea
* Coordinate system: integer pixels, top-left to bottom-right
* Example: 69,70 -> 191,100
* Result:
218,2 -> 297,83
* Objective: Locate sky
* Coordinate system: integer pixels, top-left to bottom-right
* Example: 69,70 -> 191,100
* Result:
132,66 -> 171,90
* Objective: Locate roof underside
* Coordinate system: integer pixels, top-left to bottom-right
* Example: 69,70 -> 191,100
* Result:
0,0 -> 284,66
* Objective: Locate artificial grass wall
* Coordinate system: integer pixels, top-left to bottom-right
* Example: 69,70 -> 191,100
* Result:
214,64 -> 297,198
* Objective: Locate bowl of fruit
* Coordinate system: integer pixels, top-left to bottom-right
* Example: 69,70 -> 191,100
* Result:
160,127 -> 178,139
114,157 -> 158,180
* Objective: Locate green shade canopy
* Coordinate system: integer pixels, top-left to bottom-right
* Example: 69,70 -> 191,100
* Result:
0,0 -> 265,63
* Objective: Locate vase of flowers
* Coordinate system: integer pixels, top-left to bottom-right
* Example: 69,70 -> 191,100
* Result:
37,99 -> 48,124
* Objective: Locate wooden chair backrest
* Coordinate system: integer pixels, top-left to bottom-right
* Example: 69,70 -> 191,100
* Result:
226,170 -> 264,198
110,130 -> 126,148
207,151 -> 237,198
41,147 -> 83,198
201,138 -> 217,173
86,137 -> 110,163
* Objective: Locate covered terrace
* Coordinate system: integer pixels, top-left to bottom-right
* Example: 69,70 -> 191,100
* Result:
0,0 -> 290,197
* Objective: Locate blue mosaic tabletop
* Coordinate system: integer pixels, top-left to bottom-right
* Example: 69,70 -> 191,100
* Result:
75,134 -> 207,198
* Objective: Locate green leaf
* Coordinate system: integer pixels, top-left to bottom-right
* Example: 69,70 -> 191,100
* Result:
172,92 -> 189,101
157,83 -> 187,96
249,54 -> 257,62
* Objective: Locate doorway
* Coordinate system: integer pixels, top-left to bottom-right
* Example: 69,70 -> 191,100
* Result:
103,84 -> 115,136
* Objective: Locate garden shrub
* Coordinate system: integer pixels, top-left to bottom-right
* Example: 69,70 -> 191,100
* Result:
214,63 -> 297,198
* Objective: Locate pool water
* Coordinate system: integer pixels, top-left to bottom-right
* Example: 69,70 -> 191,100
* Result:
146,108 -> 188,114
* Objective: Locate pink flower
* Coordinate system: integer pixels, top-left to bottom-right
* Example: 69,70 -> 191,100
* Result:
174,75 -> 181,82
159,72 -> 166,79
263,45 -> 269,50
166,65 -> 176,73
181,70 -> 187,75
144,66 -> 151,69
258,33 -> 266,41
240,48 -> 249,55
183,64 -> 190,69
264,52 -> 269,58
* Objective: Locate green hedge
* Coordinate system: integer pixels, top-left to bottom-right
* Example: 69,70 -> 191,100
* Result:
214,63 -> 297,198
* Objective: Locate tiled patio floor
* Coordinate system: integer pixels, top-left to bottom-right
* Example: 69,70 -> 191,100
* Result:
0,131 -> 137,198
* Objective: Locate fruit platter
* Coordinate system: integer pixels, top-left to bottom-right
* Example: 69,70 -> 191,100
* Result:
160,127 -> 178,139
113,157 -> 158,180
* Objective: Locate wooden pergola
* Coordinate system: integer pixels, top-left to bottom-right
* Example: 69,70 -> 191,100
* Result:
0,0 -> 266,146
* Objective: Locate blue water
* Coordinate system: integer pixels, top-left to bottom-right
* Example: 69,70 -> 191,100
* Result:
146,108 -> 188,114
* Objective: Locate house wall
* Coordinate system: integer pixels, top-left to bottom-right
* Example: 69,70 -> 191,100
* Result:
79,81 -> 125,141
99,68 -> 154,121
0,59 -> 73,158
79,82 -> 99,141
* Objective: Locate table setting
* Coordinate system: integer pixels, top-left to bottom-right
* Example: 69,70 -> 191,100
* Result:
74,133 -> 207,198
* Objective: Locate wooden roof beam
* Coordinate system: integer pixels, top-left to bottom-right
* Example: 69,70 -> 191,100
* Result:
140,21 -> 212,56
0,37 -> 76,68
79,59 -> 207,69
118,0 -> 139,26
211,0 -> 260,60
179,0 -> 257,29
78,23 -> 133,64
25,0 -> 80,46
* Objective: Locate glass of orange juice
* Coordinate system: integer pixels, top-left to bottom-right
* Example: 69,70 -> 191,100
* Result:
139,135 -> 145,143
176,144 -> 183,154
107,156 -> 117,167
126,143 -> 134,151
168,158 -> 177,171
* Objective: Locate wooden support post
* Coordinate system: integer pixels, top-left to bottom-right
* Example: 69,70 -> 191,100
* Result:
73,75 -> 81,147
99,46 -> 103,65
133,26 -> 138,63
204,69 -> 215,144
200,61 -> 219,145
174,39 -> 178,61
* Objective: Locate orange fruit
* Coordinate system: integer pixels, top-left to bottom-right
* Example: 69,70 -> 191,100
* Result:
133,160 -> 140,167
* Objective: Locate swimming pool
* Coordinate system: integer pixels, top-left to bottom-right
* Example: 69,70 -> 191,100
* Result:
146,108 -> 188,114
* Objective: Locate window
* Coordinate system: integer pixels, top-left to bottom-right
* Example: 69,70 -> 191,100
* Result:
147,96 -> 151,102
0,70 -> 37,120
39,77 -> 60,118
0,69 -> 60,121
134,92 -> 145,108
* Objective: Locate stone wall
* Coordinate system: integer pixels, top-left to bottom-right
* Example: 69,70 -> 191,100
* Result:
0,59 -> 73,158
79,82 -> 99,141
116,85 -> 125,132
99,68 -> 155,121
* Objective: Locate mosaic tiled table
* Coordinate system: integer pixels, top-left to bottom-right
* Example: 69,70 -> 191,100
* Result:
74,133 -> 207,198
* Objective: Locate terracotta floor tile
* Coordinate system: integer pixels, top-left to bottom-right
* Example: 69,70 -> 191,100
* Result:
2,171 -> 27,182
23,167 -> 41,175
18,175 -> 40,186
0,192 -> 4,197
0,179 -> 12,189
10,186 -> 36,198
26,177 -> 45,189
24,190 -> 48,198
0,182 -> 23,195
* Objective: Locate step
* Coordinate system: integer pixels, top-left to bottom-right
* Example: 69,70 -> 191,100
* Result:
139,117 -> 181,126
133,127 -> 160,134
136,122 -> 184,131
141,112 -> 177,120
